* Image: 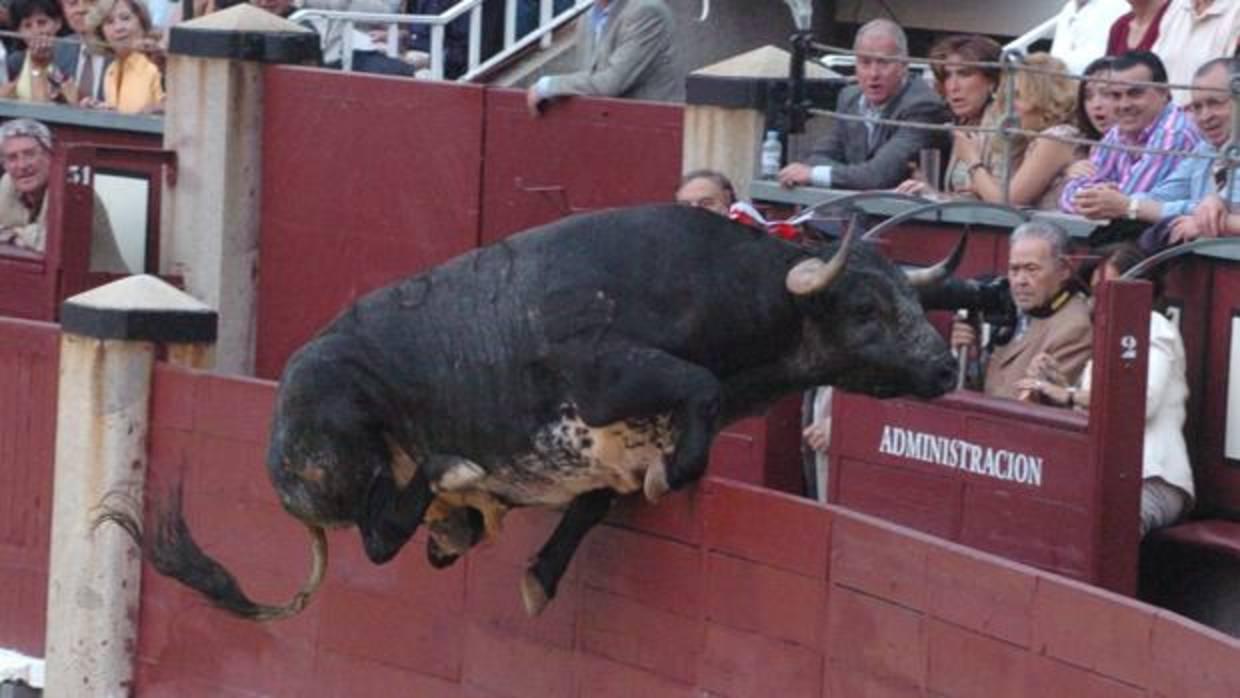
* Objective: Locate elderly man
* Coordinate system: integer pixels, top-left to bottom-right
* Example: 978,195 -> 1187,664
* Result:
0,119 -> 126,273
526,0 -> 681,116
952,221 -> 1093,402
777,19 -> 949,191
1122,57 -> 1240,244
1061,51 -> 1202,219
674,169 -> 736,216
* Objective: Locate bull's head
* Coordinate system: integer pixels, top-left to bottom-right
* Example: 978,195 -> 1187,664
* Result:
784,232 -> 963,399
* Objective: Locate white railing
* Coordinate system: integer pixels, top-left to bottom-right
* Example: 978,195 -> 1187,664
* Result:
289,0 -> 591,81
1002,15 -> 1058,56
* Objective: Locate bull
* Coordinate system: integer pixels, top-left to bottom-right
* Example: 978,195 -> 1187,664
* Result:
104,204 -> 961,619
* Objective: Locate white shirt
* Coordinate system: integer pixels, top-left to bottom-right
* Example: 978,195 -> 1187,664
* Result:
1154,0 -> 1240,103
1050,0 -> 1129,75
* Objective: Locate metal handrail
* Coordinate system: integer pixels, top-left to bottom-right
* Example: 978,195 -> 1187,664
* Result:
289,0 -> 591,81
1002,16 -> 1058,56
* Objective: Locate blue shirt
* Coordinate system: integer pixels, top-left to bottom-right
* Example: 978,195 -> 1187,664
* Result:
1134,140 -> 1240,218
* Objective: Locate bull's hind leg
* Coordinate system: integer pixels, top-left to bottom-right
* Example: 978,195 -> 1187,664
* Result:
557,345 -> 721,501
521,488 -> 615,616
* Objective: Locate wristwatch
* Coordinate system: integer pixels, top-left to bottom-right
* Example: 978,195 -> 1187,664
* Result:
1126,196 -> 1140,220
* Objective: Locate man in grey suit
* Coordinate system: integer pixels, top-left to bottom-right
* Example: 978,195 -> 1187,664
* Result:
526,0 -> 681,116
778,19 -> 949,191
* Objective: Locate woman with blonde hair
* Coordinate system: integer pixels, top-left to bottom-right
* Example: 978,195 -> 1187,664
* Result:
952,53 -> 1081,209
87,0 -> 163,113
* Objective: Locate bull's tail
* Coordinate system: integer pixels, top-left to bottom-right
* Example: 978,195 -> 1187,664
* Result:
95,489 -> 328,622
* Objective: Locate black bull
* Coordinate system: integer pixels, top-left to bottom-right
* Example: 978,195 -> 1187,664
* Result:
102,204 -> 962,619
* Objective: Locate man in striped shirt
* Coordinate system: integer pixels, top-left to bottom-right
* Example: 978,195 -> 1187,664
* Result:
1061,51 -> 1202,219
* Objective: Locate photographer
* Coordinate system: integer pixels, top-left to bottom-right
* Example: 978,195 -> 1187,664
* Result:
948,221 -> 1092,403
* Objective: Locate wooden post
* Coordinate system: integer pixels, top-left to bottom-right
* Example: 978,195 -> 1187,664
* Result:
43,275 -> 217,698
682,45 -> 842,203
160,4 -> 319,375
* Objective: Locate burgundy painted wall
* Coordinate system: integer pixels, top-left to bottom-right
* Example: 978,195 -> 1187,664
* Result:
256,72 -> 682,382
0,318 -> 58,655
129,364 -> 1240,697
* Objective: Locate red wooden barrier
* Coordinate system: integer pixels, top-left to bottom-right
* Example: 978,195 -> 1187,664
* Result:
0,317 -> 59,655
828,281 -> 1152,594
129,363 -> 1239,697
478,89 -> 682,244
256,67 -> 488,380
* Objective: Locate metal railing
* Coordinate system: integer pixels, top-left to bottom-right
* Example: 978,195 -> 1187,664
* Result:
288,0 -> 591,81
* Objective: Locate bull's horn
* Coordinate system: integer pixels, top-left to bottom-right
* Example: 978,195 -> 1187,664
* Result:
786,229 -> 853,296
904,232 -> 967,289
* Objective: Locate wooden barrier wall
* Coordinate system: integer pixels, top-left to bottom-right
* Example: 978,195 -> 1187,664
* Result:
0,318 -> 59,656
256,69 -> 682,381
126,363 -> 1240,697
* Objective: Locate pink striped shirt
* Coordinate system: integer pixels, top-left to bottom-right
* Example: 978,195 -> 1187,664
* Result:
1059,103 -> 1202,214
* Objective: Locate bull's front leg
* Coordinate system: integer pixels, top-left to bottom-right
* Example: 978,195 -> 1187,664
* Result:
561,344 -> 722,501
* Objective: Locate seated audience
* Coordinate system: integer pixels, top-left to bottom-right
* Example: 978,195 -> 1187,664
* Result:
1018,243 -> 1194,535
59,0 -> 109,103
896,33 -> 1000,196
1050,0 -> 1129,75
0,119 -> 126,273
675,169 -> 735,216
947,53 -> 1082,208
778,19 -> 949,191
1059,51 -> 1201,219
1062,57 -> 1119,181
951,221 -> 1093,401
87,0 -> 163,113
1107,0 -> 1170,55
1128,57 -> 1240,244
1,0 -> 73,103
297,0 -> 414,77
1153,0 -> 1240,102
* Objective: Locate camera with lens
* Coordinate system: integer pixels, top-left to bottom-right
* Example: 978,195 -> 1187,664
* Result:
919,274 -> 1019,346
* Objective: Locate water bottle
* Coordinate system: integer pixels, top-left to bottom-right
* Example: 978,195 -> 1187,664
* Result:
760,130 -> 781,179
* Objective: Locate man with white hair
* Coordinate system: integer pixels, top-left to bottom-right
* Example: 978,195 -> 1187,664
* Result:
778,18 -> 950,191
0,118 -> 126,273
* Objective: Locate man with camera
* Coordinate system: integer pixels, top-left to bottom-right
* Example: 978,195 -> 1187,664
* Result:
949,221 -> 1092,402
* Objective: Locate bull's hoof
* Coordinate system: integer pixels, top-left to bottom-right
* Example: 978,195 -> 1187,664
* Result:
643,463 -> 669,503
520,570 -> 551,617
426,537 -> 460,569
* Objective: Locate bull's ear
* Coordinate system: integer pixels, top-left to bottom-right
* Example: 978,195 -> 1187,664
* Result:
786,230 -> 852,296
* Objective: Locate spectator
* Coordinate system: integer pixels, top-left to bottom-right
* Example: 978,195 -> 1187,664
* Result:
58,0 -> 108,103
1128,57 -> 1240,247
675,169 -> 735,216
1050,0 -> 1129,75
1018,243 -> 1194,535
951,220 -> 1093,402
1153,0 -> 1240,102
87,0 -> 163,113
1078,57 -> 1119,142
779,19 -> 949,191
526,0 -> 681,116
896,34 -> 1000,196
0,119 -> 126,273
1,0 -> 73,103
1108,0 -> 1171,55
300,0 -> 415,77
953,53 -> 1081,209
405,0 -> 469,79
1059,51 -> 1201,219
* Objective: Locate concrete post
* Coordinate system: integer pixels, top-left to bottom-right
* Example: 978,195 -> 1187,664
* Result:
160,5 -> 319,375
43,275 -> 217,698
682,45 -> 841,202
